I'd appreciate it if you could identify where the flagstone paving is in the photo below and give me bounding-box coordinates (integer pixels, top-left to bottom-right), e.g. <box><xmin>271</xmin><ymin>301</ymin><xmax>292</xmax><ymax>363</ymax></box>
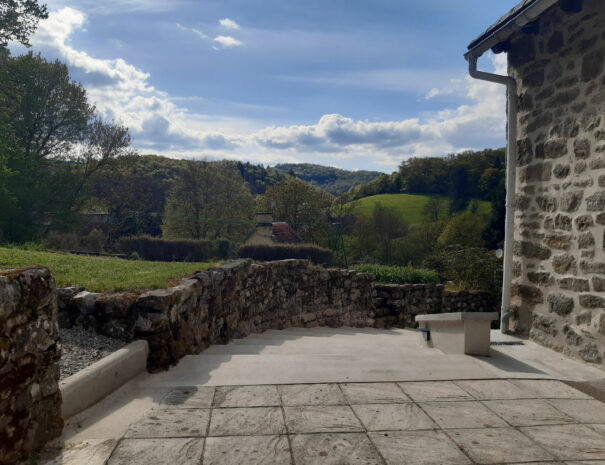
<box><xmin>40</xmin><ymin>378</ymin><xmax>605</xmax><ymax>465</ymax></box>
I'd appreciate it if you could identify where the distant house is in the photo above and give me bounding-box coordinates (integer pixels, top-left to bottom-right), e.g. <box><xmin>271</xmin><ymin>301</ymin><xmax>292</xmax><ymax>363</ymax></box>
<box><xmin>467</xmin><ymin>0</ymin><xmax>605</xmax><ymax>365</ymax></box>
<box><xmin>244</xmin><ymin>212</ymin><xmax>301</xmax><ymax>246</ymax></box>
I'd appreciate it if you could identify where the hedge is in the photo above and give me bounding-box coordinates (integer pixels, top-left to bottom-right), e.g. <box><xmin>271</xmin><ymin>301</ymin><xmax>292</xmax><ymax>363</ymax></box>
<box><xmin>238</xmin><ymin>243</ymin><xmax>332</xmax><ymax>264</ymax></box>
<box><xmin>116</xmin><ymin>235</ymin><xmax>233</xmax><ymax>261</ymax></box>
<box><xmin>351</xmin><ymin>264</ymin><xmax>440</xmax><ymax>284</ymax></box>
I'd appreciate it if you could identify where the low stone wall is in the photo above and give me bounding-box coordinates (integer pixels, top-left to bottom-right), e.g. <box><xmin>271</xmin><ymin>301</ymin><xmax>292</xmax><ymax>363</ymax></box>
<box><xmin>57</xmin><ymin>259</ymin><xmax>497</xmax><ymax>371</ymax></box>
<box><xmin>0</xmin><ymin>268</ymin><xmax>62</xmax><ymax>464</ymax></box>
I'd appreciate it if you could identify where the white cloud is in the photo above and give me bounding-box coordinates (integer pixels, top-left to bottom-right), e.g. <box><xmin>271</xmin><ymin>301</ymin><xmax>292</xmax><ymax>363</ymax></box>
<box><xmin>219</xmin><ymin>18</ymin><xmax>240</xmax><ymax>30</ymax></box>
<box><xmin>213</xmin><ymin>35</ymin><xmax>243</xmax><ymax>48</ymax></box>
<box><xmin>24</xmin><ymin>8</ymin><xmax>507</xmax><ymax>172</ymax></box>
<box><xmin>176</xmin><ymin>23</ymin><xmax>208</xmax><ymax>40</ymax></box>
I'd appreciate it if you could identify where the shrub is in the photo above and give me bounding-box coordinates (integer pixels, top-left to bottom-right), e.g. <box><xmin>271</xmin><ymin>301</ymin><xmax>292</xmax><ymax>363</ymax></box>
<box><xmin>351</xmin><ymin>264</ymin><xmax>440</xmax><ymax>284</ymax></box>
<box><xmin>79</xmin><ymin>228</ymin><xmax>106</xmax><ymax>253</ymax></box>
<box><xmin>44</xmin><ymin>232</ymin><xmax>79</xmax><ymax>251</ymax></box>
<box><xmin>238</xmin><ymin>243</ymin><xmax>332</xmax><ymax>264</ymax></box>
<box><xmin>426</xmin><ymin>246</ymin><xmax>502</xmax><ymax>293</ymax></box>
<box><xmin>116</xmin><ymin>235</ymin><xmax>234</xmax><ymax>261</ymax></box>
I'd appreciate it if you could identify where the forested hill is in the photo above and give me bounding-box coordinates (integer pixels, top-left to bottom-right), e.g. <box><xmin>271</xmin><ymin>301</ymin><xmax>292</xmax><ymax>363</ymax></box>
<box><xmin>273</xmin><ymin>163</ymin><xmax>382</xmax><ymax>196</ymax></box>
<box><xmin>340</xmin><ymin>148</ymin><xmax>506</xmax><ymax>204</ymax></box>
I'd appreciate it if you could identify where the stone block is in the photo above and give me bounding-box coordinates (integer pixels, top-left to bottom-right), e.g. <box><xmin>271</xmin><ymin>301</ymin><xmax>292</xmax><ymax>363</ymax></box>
<box><xmin>576</xmin><ymin>310</ymin><xmax>592</xmax><ymax>325</ymax></box>
<box><xmin>527</xmin><ymin>272</ymin><xmax>554</xmax><ymax>286</ymax></box>
<box><xmin>580</xmin><ymin>260</ymin><xmax>605</xmax><ymax>274</ymax></box>
<box><xmin>552</xmin><ymin>163</ymin><xmax>570</xmax><ymax>178</ymax></box>
<box><xmin>514</xmin><ymin>241</ymin><xmax>551</xmax><ymax>260</ymax></box>
<box><xmin>574</xmin><ymin>214</ymin><xmax>594</xmax><ymax>231</ymax></box>
<box><xmin>517</xmin><ymin>137</ymin><xmax>534</xmax><ymax>165</ymax></box>
<box><xmin>586</xmin><ymin>191</ymin><xmax>605</xmax><ymax>211</ymax></box>
<box><xmin>547</xmin><ymin>294</ymin><xmax>574</xmax><ymax>316</ymax></box>
<box><xmin>543</xmin><ymin>233</ymin><xmax>571</xmax><ymax>249</ymax></box>
<box><xmin>581</xmin><ymin>47</ymin><xmax>605</xmax><ymax>81</ymax></box>
<box><xmin>559</xmin><ymin>191</ymin><xmax>583</xmax><ymax>212</ymax></box>
<box><xmin>552</xmin><ymin>253</ymin><xmax>578</xmax><ymax>275</ymax></box>
<box><xmin>554</xmin><ymin>214</ymin><xmax>572</xmax><ymax>230</ymax></box>
<box><xmin>592</xmin><ymin>276</ymin><xmax>605</xmax><ymax>292</ymax></box>
<box><xmin>557</xmin><ymin>277</ymin><xmax>589</xmax><ymax>292</ymax></box>
<box><xmin>579</xmin><ymin>294</ymin><xmax>605</xmax><ymax>309</ymax></box>
<box><xmin>579</xmin><ymin>342</ymin><xmax>602</xmax><ymax>363</ymax></box>
<box><xmin>578</xmin><ymin>232</ymin><xmax>595</xmax><ymax>249</ymax></box>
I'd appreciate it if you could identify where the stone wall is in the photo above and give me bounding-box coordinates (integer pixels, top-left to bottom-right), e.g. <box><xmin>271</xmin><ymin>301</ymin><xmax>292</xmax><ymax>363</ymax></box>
<box><xmin>508</xmin><ymin>0</ymin><xmax>605</xmax><ymax>365</ymax></box>
<box><xmin>0</xmin><ymin>268</ymin><xmax>62</xmax><ymax>464</ymax></box>
<box><xmin>57</xmin><ymin>259</ymin><xmax>497</xmax><ymax>371</ymax></box>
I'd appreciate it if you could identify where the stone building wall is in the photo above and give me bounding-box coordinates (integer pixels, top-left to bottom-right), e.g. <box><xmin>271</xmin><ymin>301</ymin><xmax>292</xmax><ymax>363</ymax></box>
<box><xmin>0</xmin><ymin>268</ymin><xmax>62</xmax><ymax>464</ymax></box>
<box><xmin>508</xmin><ymin>0</ymin><xmax>605</xmax><ymax>365</ymax></box>
<box><xmin>57</xmin><ymin>259</ymin><xmax>497</xmax><ymax>371</ymax></box>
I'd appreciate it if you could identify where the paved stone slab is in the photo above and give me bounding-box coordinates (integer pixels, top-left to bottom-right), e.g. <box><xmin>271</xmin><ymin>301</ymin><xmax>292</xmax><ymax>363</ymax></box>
<box><xmin>565</xmin><ymin>462</ymin><xmax>605</xmax><ymax>464</ymax></box>
<box><xmin>547</xmin><ymin>399</ymin><xmax>605</xmax><ymax>424</ymax></box>
<box><xmin>455</xmin><ymin>379</ymin><xmax>537</xmax><ymax>400</ymax></box>
<box><xmin>203</xmin><ymin>435</ymin><xmax>291</xmax><ymax>465</ymax></box>
<box><xmin>398</xmin><ymin>381</ymin><xmax>474</xmax><ymax>402</ymax></box>
<box><xmin>209</xmin><ymin>407</ymin><xmax>285</xmax><ymax>436</ymax></box>
<box><xmin>449</xmin><ymin>427</ymin><xmax>555</xmax><ymax>463</ymax></box>
<box><xmin>284</xmin><ymin>406</ymin><xmax>364</xmax><ymax>433</ymax></box>
<box><xmin>39</xmin><ymin>439</ymin><xmax>118</xmax><ymax>465</ymax></box>
<box><xmin>521</xmin><ymin>424</ymin><xmax>605</xmax><ymax>461</ymax></box>
<box><xmin>352</xmin><ymin>403</ymin><xmax>436</xmax><ymax>431</ymax></box>
<box><xmin>124</xmin><ymin>409</ymin><xmax>210</xmax><ymax>438</ymax></box>
<box><xmin>484</xmin><ymin>399</ymin><xmax>576</xmax><ymax>426</ymax></box>
<box><xmin>213</xmin><ymin>385</ymin><xmax>280</xmax><ymax>407</ymax></box>
<box><xmin>339</xmin><ymin>382</ymin><xmax>410</xmax><ymax>404</ymax></box>
<box><xmin>290</xmin><ymin>433</ymin><xmax>383</xmax><ymax>465</ymax></box>
<box><xmin>279</xmin><ymin>383</ymin><xmax>346</xmax><ymax>406</ymax></box>
<box><xmin>369</xmin><ymin>430</ymin><xmax>471</xmax><ymax>465</ymax></box>
<box><xmin>159</xmin><ymin>386</ymin><xmax>215</xmax><ymax>408</ymax></box>
<box><xmin>107</xmin><ymin>438</ymin><xmax>205</xmax><ymax>465</ymax></box>
<box><xmin>589</xmin><ymin>424</ymin><xmax>605</xmax><ymax>436</ymax></box>
<box><xmin>510</xmin><ymin>379</ymin><xmax>592</xmax><ymax>399</ymax></box>
<box><xmin>419</xmin><ymin>401</ymin><xmax>508</xmax><ymax>429</ymax></box>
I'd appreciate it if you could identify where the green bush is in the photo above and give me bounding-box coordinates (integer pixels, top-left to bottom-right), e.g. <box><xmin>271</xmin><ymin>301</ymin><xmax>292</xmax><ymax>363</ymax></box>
<box><xmin>238</xmin><ymin>243</ymin><xmax>332</xmax><ymax>264</ymax></box>
<box><xmin>351</xmin><ymin>264</ymin><xmax>440</xmax><ymax>284</ymax></box>
<box><xmin>425</xmin><ymin>246</ymin><xmax>502</xmax><ymax>293</ymax></box>
<box><xmin>116</xmin><ymin>235</ymin><xmax>234</xmax><ymax>261</ymax></box>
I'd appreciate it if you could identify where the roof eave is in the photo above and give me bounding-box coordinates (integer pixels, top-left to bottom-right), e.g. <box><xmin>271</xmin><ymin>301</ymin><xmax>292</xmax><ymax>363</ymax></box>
<box><xmin>465</xmin><ymin>0</ymin><xmax>558</xmax><ymax>60</ymax></box>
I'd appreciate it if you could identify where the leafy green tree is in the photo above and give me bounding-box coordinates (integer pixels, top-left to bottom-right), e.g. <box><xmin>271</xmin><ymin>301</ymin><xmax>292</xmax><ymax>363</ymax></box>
<box><xmin>437</xmin><ymin>211</ymin><xmax>486</xmax><ymax>249</ymax></box>
<box><xmin>422</xmin><ymin>196</ymin><xmax>443</xmax><ymax>222</ymax></box>
<box><xmin>258</xmin><ymin>177</ymin><xmax>333</xmax><ymax>224</ymax></box>
<box><xmin>162</xmin><ymin>160</ymin><xmax>254</xmax><ymax>241</ymax></box>
<box><xmin>0</xmin><ymin>51</ymin><xmax>131</xmax><ymax>241</ymax></box>
<box><xmin>479</xmin><ymin>167</ymin><xmax>506</xmax><ymax>248</ymax></box>
<box><xmin>0</xmin><ymin>0</ymin><xmax>48</xmax><ymax>47</ymax></box>
<box><xmin>373</xmin><ymin>202</ymin><xmax>408</xmax><ymax>263</ymax></box>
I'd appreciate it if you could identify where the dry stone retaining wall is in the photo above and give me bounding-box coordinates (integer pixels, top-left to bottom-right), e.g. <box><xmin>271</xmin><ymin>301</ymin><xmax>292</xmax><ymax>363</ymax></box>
<box><xmin>508</xmin><ymin>0</ymin><xmax>605</xmax><ymax>364</ymax></box>
<box><xmin>0</xmin><ymin>268</ymin><xmax>62</xmax><ymax>465</ymax></box>
<box><xmin>57</xmin><ymin>259</ymin><xmax>497</xmax><ymax>371</ymax></box>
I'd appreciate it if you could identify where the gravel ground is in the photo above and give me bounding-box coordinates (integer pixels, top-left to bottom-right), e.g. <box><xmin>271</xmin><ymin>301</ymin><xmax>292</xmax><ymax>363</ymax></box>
<box><xmin>59</xmin><ymin>327</ymin><xmax>127</xmax><ymax>380</ymax></box>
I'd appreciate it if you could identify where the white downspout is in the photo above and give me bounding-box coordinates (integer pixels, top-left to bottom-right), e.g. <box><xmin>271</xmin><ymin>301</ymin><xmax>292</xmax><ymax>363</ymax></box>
<box><xmin>467</xmin><ymin>54</ymin><xmax>517</xmax><ymax>333</ymax></box>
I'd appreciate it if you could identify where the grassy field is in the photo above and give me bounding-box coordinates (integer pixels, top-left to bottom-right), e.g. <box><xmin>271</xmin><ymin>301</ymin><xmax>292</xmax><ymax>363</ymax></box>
<box><xmin>347</xmin><ymin>193</ymin><xmax>491</xmax><ymax>225</ymax></box>
<box><xmin>0</xmin><ymin>247</ymin><xmax>215</xmax><ymax>293</ymax></box>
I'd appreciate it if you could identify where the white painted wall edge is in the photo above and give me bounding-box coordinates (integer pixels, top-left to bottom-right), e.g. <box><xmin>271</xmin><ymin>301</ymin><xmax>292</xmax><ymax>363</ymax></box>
<box><xmin>59</xmin><ymin>339</ymin><xmax>149</xmax><ymax>420</ymax></box>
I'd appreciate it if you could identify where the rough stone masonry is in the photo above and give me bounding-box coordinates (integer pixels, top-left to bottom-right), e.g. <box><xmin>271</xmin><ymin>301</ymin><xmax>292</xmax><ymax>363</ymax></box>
<box><xmin>0</xmin><ymin>268</ymin><xmax>62</xmax><ymax>465</ymax></box>
<box><xmin>508</xmin><ymin>0</ymin><xmax>605</xmax><ymax>364</ymax></box>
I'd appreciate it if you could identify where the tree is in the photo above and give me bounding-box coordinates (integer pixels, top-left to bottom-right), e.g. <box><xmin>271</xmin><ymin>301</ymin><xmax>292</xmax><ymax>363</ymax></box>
<box><xmin>0</xmin><ymin>51</ymin><xmax>132</xmax><ymax>241</ymax></box>
<box><xmin>372</xmin><ymin>203</ymin><xmax>408</xmax><ymax>263</ymax></box>
<box><xmin>422</xmin><ymin>196</ymin><xmax>443</xmax><ymax>222</ymax></box>
<box><xmin>161</xmin><ymin>161</ymin><xmax>254</xmax><ymax>241</ymax></box>
<box><xmin>0</xmin><ymin>0</ymin><xmax>48</xmax><ymax>47</ymax></box>
<box><xmin>437</xmin><ymin>211</ymin><xmax>486</xmax><ymax>249</ymax></box>
<box><xmin>258</xmin><ymin>177</ymin><xmax>333</xmax><ymax>225</ymax></box>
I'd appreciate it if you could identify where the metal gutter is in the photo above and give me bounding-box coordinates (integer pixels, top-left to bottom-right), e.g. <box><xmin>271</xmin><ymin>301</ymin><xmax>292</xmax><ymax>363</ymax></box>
<box><xmin>465</xmin><ymin>56</ymin><xmax>517</xmax><ymax>333</ymax></box>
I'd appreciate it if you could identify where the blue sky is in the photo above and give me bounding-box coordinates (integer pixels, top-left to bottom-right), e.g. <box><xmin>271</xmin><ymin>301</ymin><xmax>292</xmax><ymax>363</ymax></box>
<box><xmin>11</xmin><ymin>0</ymin><xmax>520</xmax><ymax>172</ymax></box>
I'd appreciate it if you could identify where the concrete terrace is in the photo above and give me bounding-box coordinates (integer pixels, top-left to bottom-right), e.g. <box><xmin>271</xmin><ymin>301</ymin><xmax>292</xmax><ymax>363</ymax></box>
<box><xmin>40</xmin><ymin>327</ymin><xmax>605</xmax><ymax>464</ymax></box>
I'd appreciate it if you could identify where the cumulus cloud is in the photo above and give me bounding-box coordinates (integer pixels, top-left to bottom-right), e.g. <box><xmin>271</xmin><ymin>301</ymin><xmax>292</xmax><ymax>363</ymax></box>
<box><xmin>213</xmin><ymin>35</ymin><xmax>243</xmax><ymax>48</ymax></box>
<box><xmin>254</xmin><ymin>54</ymin><xmax>507</xmax><ymax>167</ymax></box>
<box><xmin>24</xmin><ymin>8</ymin><xmax>507</xmax><ymax>171</ymax></box>
<box><xmin>219</xmin><ymin>18</ymin><xmax>240</xmax><ymax>30</ymax></box>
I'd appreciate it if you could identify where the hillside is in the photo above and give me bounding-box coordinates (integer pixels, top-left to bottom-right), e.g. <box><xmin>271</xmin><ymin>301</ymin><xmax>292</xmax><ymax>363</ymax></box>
<box><xmin>347</xmin><ymin>193</ymin><xmax>491</xmax><ymax>225</ymax></box>
<box><xmin>273</xmin><ymin>163</ymin><xmax>382</xmax><ymax>196</ymax></box>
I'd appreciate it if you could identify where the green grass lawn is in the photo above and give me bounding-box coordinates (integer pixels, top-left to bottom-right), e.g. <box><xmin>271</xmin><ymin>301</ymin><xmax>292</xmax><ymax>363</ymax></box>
<box><xmin>0</xmin><ymin>247</ymin><xmax>216</xmax><ymax>293</ymax></box>
<box><xmin>347</xmin><ymin>193</ymin><xmax>491</xmax><ymax>225</ymax></box>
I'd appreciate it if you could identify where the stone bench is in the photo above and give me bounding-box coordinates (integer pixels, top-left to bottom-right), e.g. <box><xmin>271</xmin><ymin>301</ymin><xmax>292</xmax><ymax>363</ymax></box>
<box><xmin>415</xmin><ymin>312</ymin><xmax>499</xmax><ymax>356</ymax></box>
